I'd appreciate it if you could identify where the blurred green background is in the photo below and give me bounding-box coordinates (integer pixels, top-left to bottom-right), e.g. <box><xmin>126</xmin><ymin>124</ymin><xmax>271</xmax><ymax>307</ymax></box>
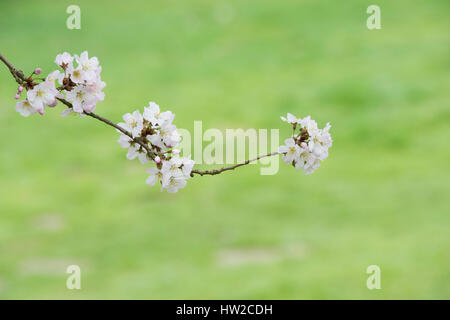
<box><xmin>0</xmin><ymin>0</ymin><xmax>449</xmax><ymax>299</ymax></box>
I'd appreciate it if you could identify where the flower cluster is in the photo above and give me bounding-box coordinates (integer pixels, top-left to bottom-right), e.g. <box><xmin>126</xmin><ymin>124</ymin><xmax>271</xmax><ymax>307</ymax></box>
<box><xmin>278</xmin><ymin>113</ymin><xmax>332</xmax><ymax>174</ymax></box>
<box><xmin>117</xmin><ymin>102</ymin><xmax>194</xmax><ymax>193</ymax></box>
<box><xmin>15</xmin><ymin>51</ymin><xmax>105</xmax><ymax>117</ymax></box>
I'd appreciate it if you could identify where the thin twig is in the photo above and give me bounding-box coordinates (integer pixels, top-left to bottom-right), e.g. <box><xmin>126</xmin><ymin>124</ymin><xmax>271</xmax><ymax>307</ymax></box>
<box><xmin>190</xmin><ymin>151</ymin><xmax>279</xmax><ymax>176</ymax></box>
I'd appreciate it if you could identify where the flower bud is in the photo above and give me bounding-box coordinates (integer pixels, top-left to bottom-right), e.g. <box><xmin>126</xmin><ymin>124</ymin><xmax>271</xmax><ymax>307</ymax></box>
<box><xmin>301</xmin><ymin>142</ymin><xmax>307</xmax><ymax>149</ymax></box>
<box><xmin>18</xmin><ymin>86</ymin><xmax>24</xmax><ymax>92</ymax></box>
<box><xmin>14</xmin><ymin>93</ymin><xmax>20</xmax><ymax>100</ymax></box>
<box><xmin>34</xmin><ymin>68</ymin><xmax>42</xmax><ymax>75</ymax></box>
<box><xmin>154</xmin><ymin>156</ymin><xmax>161</xmax><ymax>164</ymax></box>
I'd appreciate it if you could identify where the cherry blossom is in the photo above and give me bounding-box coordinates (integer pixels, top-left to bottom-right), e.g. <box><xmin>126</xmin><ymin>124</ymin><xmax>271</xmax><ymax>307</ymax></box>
<box><xmin>55</xmin><ymin>52</ymin><xmax>74</xmax><ymax>71</ymax></box>
<box><xmin>280</xmin><ymin>112</ymin><xmax>300</xmax><ymax>124</ymax></box>
<box><xmin>26</xmin><ymin>80</ymin><xmax>58</xmax><ymax>114</ymax></box>
<box><xmin>15</xmin><ymin>100</ymin><xmax>36</xmax><ymax>117</ymax></box>
<box><xmin>279</xmin><ymin>138</ymin><xmax>303</xmax><ymax>163</ymax></box>
<box><xmin>278</xmin><ymin>114</ymin><xmax>332</xmax><ymax>174</ymax></box>
<box><xmin>75</xmin><ymin>51</ymin><xmax>99</xmax><ymax>83</ymax></box>
<box><xmin>146</xmin><ymin>167</ymin><xmax>162</xmax><ymax>186</ymax></box>
<box><xmin>116</xmin><ymin>100</ymin><xmax>194</xmax><ymax>192</ymax></box>
<box><xmin>118</xmin><ymin>110</ymin><xmax>144</xmax><ymax>138</ymax></box>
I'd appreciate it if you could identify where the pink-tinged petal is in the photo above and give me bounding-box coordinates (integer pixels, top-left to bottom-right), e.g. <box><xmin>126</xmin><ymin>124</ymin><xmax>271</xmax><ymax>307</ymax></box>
<box><xmin>146</xmin><ymin>175</ymin><xmax>158</xmax><ymax>186</ymax></box>
<box><xmin>72</xmin><ymin>103</ymin><xmax>83</xmax><ymax>114</ymax></box>
<box><xmin>284</xmin><ymin>138</ymin><xmax>295</xmax><ymax>146</ymax></box>
<box><xmin>126</xmin><ymin>148</ymin><xmax>138</xmax><ymax>160</ymax></box>
<box><xmin>118</xmin><ymin>135</ymin><xmax>131</xmax><ymax>148</ymax></box>
<box><xmin>278</xmin><ymin>146</ymin><xmax>289</xmax><ymax>153</ymax></box>
<box><xmin>61</xmin><ymin>108</ymin><xmax>73</xmax><ymax>117</ymax></box>
<box><xmin>83</xmin><ymin>104</ymin><xmax>96</xmax><ymax>112</ymax></box>
<box><xmin>48</xmin><ymin>100</ymin><xmax>57</xmax><ymax>107</ymax></box>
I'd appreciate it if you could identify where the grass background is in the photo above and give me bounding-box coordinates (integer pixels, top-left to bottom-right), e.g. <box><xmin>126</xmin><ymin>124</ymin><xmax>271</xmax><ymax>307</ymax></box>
<box><xmin>0</xmin><ymin>0</ymin><xmax>449</xmax><ymax>299</ymax></box>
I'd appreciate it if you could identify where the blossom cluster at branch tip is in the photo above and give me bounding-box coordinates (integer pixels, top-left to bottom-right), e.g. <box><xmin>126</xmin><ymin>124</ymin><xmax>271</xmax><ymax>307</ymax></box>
<box><xmin>14</xmin><ymin>51</ymin><xmax>105</xmax><ymax>117</ymax></box>
<box><xmin>117</xmin><ymin>102</ymin><xmax>194</xmax><ymax>193</ymax></box>
<box><xmin>279</xmin><ymin>113</ymin><xmax>332</xmax><ymax>174</ymax></box>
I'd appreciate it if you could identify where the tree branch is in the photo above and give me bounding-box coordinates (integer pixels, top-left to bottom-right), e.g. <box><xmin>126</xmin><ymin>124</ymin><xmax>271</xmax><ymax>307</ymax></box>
<box><xmin>0</xmin><ymin>52</ymin><xmax>279</xmax><ymax>177</ymax></box>
<box><xmin>0</xmin><ymin>52</ymin><xmax>156</xmax><ymax>158</ymax></box>
<box><xmin>0</xmin><ymin>53</ymin><xmax>27</xmax><ymax>84</ymax></box>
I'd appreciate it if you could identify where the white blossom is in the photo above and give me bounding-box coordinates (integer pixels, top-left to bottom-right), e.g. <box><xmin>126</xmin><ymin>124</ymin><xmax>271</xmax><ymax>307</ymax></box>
<box><xmin>75</xmin><ymin>51</ymin><xmax>100</xmax><ymax>83</ymax></box>
<box><xmin>294</xmin><ymin>151</ymin><xmax>320</xmax><ymax>174</ymax></box>
<box><xmin>46</xmin><ymin>70</ymin><xmax>64</xmax><ymax>85</ymax></box>
<box><xmin>161</xmin><ymin>173</ymin><xmax>187</xmax><ymax>193</ymax></box>
<box><xmin>181</xmin><ymin>157</ymin><xmax>195</xmax><ymax>178</ymax></box>
<box><xmin>161</xmin><ymin>157</ymin><xmax>184</xmax><ymax>178</ymax></box>
<box><xmin>127</xmin><ymin>145</ymin><xmax>149</xmax><ymax>164</ymax></box>
<box><xmin>61</xmin><ymin>108</ymin><xmax>74</xmax><ymax>117</ymax></box>
<box><xmin>118</xmin><ymin>135</ymin><xmax>139</xmax><ymax>160</ymax></box>
<box><xmin>137</xmin><ymin>151</ymin><xmax>150</xmax><ymax>164</ymax></box>
<box><xmin>118</xmin><ymin>110</ymin><xmax>144</xmax><ymax>138</ymax></box>
<box><xmin>70</xmin><ymin>67</ymin><xmax>86</xmax><ymax>84</ymax></box>
<box><xmin>143</xmin><ymin>101</ymin><xmax>174</xmax><ymax>126</ymax></box>
<box><xmin>300</xmin><ymin>116</ymin><xmax>318</xmax><ymax>133</ymax></box>
<box><xmin>279</xmin><ymin>138</ymin><xmax>302</xmax><ymax>164</ymax></box>
<box><xmin>159</xmin><ymin>122</ymin><xmax>181</xmax><ymax>147</ymax></box>
<box><xmin>86</xmin><ymin>79</ymin><xmax>106</xmax><ymax>102</ymax></box>
<box><xmin>146</xmin><ymin>167</ymin><xmax>162</xmax><ymax>186</ymax></box>
<box><xmin>55</xmin><ymin>52</ymin><xmax>74</xmax><ymax>72</ymax></box>
<box><xmin>147</xmin><ymin>134</ymin><xmax>165</xmax><ymax>149</ymax></box>
<box><xmin>281</xmin><ymin>112</ymin><xmax>300</xmax><ymax>124</ymax></box>
<box><xmin>65</xmin><ymin>78</ymin><xmax>105</xmax><ymax>114</ymax></box>
<box><xmin>27</xmin><ymin>80</ymin><xmax>58</xmax><ymax>113</ymax></box>
<box><xmin>65</xmin><ymin>86</ymin><xmax>96</xmax><ymax>113</ymax></box>
<box><xmin>156</xmin><ymin>156</ymin><xmax>194</xmax><ymax>192</ymax></box>
<box><xmin>15</xmin><ymin>100</ymin><xmax>36</xmax><ymax>117</ymax></box>
<box><xmin>118</xmin><ymin>134</ymin><xmax>149</xmax><ymax>164</ymax></box>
